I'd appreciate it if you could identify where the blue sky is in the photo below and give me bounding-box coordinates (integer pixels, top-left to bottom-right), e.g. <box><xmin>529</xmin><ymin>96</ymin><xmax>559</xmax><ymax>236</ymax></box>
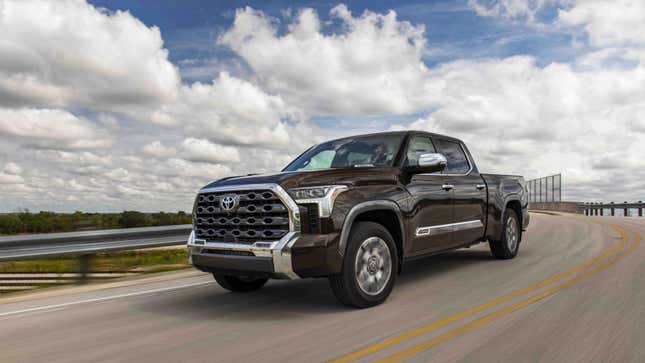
<box><xmin>86</xmin><ymin>0</ymin><xmax>577</xmax><ymax>134</ymax></box>
<box><xmin>1</xmin><ymin>0</ymin><xmax>644</xmax><ymax>211</ymax></box>
<box><xmin>89</xmin><ymin>0</ymin><xmax>573</xmax><ymax>78</ymax></box>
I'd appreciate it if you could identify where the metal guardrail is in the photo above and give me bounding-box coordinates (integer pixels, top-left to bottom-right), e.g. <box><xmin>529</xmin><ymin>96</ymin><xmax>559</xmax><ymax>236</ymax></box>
<box><xmin>0</xmin><ymin>224</ymin><xmax>192</xmax><ymax>283</ymax></box>
<box><xmin>581</xmin><ymin>201</ymin><xmax>644</xmax><ymax>217</ymax></box>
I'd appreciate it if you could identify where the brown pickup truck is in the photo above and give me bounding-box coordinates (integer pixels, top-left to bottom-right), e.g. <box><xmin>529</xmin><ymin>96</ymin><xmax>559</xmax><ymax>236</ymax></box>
<box><xmin>188</xmin><ymin>131</ymin><xmax>529</xmax><ymax>307</ymax></box>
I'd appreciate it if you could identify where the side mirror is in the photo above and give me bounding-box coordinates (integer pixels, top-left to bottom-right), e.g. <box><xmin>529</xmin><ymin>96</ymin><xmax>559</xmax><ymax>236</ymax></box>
<box><xmin>412</xmin><ymin>153</ymin><xmax>447</xmax><ymax>173</ymax></box>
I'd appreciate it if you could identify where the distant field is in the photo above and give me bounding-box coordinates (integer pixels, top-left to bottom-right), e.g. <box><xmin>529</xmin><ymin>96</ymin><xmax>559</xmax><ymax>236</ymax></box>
<box><xmin>0</xmin><ymin>211</ymin><xmax>192</xmax><ymax>235</ymax></box>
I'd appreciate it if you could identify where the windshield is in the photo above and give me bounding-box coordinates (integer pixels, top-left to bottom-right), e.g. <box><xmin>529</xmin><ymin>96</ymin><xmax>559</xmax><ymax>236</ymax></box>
<box><xmin>283</xmin><ymin>134</ymin><xmax>404</xmax><ymax>172</ymax></box>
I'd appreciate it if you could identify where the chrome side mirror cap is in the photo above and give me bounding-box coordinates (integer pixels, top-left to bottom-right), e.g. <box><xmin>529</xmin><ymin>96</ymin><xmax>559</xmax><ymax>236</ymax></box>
<box><xmin>417</xmin><ymin>153</ymin><xmax>447</xmax><ymax>173</ymax></box>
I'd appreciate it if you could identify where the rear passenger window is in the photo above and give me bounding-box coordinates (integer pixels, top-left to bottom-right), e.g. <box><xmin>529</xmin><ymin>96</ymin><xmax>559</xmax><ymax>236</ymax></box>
<box><xmin>405</xmin><ymin>136</ymin><xmax>436</xmax><ymax>166</ymax></box>
<box><xmin>434</xmin><ymin>139</ymin><xmax>470</xmax><ymax>174</ymax></box>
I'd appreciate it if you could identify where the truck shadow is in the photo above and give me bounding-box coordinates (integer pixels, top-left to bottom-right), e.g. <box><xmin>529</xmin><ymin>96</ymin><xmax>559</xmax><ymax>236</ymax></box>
<box><xmin>398</xmin><ymin>249</ymin><xmax>495</xmax><ymax>285</ymax></box>
<box><xmin>139</xmin><ymin>248</ymin><xmax>496</xmax><ymax>320</ymax></box>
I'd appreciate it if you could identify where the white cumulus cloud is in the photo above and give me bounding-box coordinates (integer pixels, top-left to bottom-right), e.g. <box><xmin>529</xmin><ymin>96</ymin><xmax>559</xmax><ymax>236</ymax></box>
<box><xmin>180</xmin><ymin>138</ymin><xmax>241</xmax><ymax>164</ymax></box>
<box><xmin>220</xmin><ymin>5</ymin><xmax>431</xmax><ymax>115</ymax></box>
<box><xmin>0</xmin><ymin>107</ymin><xmax>111</xmax><ymax>149</ymax></box>
<box><xmin>0</xmin><ymin>0</ymin><xmax>180</xmax><ymax>111</ymax></box>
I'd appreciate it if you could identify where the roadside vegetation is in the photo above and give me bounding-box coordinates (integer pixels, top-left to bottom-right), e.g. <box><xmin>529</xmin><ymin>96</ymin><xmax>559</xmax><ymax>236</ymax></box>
<box><xmin>0</xmin><ymin>249</ymin><xmax>191</xmax><ymax>294</ymax></box>
<box><xmin>0</xmin><ymin>249</ymin><xmax>190</xmax><ymax>274</ymax></box>
<box><xmin>0</xmin><ymin>210</ymin><xmax>192</xmax><ymax>235</ymax></box>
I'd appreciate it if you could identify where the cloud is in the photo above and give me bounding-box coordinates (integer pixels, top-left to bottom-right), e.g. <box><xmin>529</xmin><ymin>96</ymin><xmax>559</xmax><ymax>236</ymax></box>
<box><xmin>143</xmin><ymin>140</ymin><xmax>177</xmax><ymax>158</ymax></box>
<box><xmin>0</xmin><ymin>171</ymin><xmax>23</xmax><ymax>184</ymax></box>
<box><xmin>470</xmin><ymin>0</ymin><xmax>645</xmax><ymax>63</ymax></box>
<box><xmin>0</xmin><ymin>107</ymin><xmax>112</xmax><ymax>149</ymax></box>
<box><xmin>180</xmin><ymin>138</ymin><xmax>240</xmax><ymax>164</ymax></box>
<box><xmin>468</xmin><ymin>0</ymin><xmax>560</xmax><ymax>23</ymax></box>
<box><xmin>148</xmin><ymin>72</ymin><xmax>312</xmax><ymax>149</ymax></box>
<box><xmin>0</xmin><ymin>0</ymin><xmax>321</xmax><ymax>211</ymax></box>
<box><xmin>557</xmin><ymin>0</ymin><xmax>645</xmax><ymax>47</ymax></box>
<box><xmin>219</xmin><ymin>5</ymin><xmax>431</xmax><ymax>115</ymax></box>
<box><xmin>1</xmin><ymin>0</ymin><xmax>644</xmax><ymax>211</ymax></box>
<box><xmin>0</xmin><ymin>0</ymin><xmax>180</xmax><ymax>111</ymax></box>
<box><xmin>395</xmin><ymin>55</ymin><xmax>645</xmax><ymax>201</ymax></box>
<box><xmin>3</xmin><ymin>161</ymin><xmax>21</xmax><ymax>174</ymax></box>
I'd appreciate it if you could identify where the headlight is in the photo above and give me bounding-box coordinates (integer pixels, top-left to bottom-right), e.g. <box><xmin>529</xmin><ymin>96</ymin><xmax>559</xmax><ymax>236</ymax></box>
<box><xmin>288</xmin><ymin>186</ymin><xmax>334</xmax><ymax>199</ymax></box>
<box><xmin>288</xmin><ymin>185</ymin><xmax>348</xmax><ymax>217</ymax></box>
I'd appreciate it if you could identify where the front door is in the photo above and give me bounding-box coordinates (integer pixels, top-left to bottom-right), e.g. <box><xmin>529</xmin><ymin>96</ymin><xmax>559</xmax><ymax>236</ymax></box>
<box><xmin>403</xmin><ymin>135</ymin><xmax>454</xmax><ymax>254</ymax></box>
<box><xmin>433</xmin><ymin>139</ymin><xmax>486</xmax><ymax>246</ymax></box>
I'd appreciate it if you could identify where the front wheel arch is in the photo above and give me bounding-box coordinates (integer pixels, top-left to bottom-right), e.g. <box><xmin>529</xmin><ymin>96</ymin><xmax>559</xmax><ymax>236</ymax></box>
<box><xmin>337</xmin><ymin>201</ymin><xmax>405</xmax><ymax>268</ymax></box>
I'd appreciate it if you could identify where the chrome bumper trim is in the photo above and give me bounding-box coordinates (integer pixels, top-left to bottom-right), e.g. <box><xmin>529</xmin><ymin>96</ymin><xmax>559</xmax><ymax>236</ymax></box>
<box><xmin>188</xmin><ymin>183</ymin><xmax>301</xmax><ymax>279</ymax></box>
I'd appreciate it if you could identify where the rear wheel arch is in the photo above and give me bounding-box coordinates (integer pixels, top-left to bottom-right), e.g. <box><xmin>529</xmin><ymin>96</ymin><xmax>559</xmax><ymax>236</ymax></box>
<box><xmin>505</xmin><ymin>199</ymin><xmax>523</xmax><ymax>242</ymax></box>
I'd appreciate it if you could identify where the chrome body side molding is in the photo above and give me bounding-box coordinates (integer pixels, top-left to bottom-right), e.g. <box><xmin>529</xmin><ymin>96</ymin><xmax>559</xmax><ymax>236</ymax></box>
<box><xmin>415</xmin><ymin>220</ymin><xmax>484</xmax><ymax>237</ymax></box>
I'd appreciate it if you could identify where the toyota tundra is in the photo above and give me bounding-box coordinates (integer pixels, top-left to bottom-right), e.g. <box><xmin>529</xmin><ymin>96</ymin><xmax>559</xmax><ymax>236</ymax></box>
<box><xmin>188</xmin><ymin>131</ymin><xmax>529</xmax><ymax>307</ymax></box>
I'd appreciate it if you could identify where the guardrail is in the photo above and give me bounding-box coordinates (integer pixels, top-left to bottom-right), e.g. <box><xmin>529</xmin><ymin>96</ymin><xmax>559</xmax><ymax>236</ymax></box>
<box><xmin>0</xmin><ymin>224</ymin><xmax>192</xmax><ymax>283</ymax></box>
<box><xmin>581</xmin><ymin>201</ymin><xmax>644</xmax><ymax>217</ymax></box>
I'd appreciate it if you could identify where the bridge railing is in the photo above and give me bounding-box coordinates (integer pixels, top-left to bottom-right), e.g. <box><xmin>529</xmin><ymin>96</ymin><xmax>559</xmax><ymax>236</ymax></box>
<box><xmin>0</xmin><ymin>224</ymin><xmax>192</xmax><ymax>283</ymax></box>
<box><xmin>580</xmin><ymin>201</ymin><xmax>644</xmax><ymax>217</ymax></box>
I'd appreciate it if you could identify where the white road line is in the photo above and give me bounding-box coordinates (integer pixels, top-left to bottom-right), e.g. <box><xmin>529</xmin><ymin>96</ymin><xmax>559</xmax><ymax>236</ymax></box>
<box><xmin>0</xmin><ymin>281</ymin><xmax>212</xmax><ymax>318</ymax></box>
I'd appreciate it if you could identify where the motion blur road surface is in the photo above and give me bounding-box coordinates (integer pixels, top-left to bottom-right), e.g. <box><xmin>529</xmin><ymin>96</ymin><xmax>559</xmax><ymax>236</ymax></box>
<box><xmin>1</xmin><ymin>214</ymin><xmax>644</xmax><ymax>362</ymax></box>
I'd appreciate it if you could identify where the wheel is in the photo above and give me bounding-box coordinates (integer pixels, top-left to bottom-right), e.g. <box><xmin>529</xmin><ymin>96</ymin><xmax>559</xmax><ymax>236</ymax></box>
<box><xmin>489</xmin><ymin>208</ymin><xmax>520</xmax><ymax>259</ymax></box>
<box><xmin>329</xmin><ymin>221</ymin><xmax>398</xmax><ymax>308</ymax></box>
<box><xmin>213</xmin><ymin>274</ymin><xmax>268</xmax><ymax>292</ymax></box>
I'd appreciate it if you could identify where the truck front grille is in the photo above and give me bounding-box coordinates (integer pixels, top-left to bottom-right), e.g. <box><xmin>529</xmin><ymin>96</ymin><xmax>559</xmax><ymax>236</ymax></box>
<box><xmin>194</xmin><ymin>189</ymin><xmax>290</xmax><ymax>244</ymax></box>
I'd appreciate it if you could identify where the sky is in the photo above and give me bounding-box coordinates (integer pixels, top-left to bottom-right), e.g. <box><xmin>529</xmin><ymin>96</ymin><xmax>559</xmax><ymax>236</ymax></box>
<box><xmin>0</xmin><ymin>0</ymin><xmax>644</xmax><ymax>212</ymax></box>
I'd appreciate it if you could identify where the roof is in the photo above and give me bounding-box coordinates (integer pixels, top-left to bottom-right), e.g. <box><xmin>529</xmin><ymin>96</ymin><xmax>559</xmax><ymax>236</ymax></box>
<box><xmin>324</xmin><ymin>130</ymin><xmax>462</xmax><ymax>144</ymax></box>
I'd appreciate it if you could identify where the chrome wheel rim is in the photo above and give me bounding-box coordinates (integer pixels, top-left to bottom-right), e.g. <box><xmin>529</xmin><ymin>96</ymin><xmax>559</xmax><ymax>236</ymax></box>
<box><xmin>354</xmin><ymin>237</ymin><xmax>392</xmax><ymax>296</ymax></box>
<box><xmin>506</xmin><ymin>216</ymin><xmax>518</xmax><ymax>252</ymax></box>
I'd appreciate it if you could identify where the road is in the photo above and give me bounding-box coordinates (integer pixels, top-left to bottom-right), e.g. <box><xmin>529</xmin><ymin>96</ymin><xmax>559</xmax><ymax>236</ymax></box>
<box><xmin>1</xmin><ymin>214</ymin><xmax>644</xmax><ymax>362</ymax></box>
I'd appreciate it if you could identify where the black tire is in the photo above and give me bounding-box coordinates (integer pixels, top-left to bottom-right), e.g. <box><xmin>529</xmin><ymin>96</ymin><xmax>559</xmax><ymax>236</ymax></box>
<box><xmin>489</xmin><ymin>208</ymin><xmax>521</xmax><ymax>259</ymax></box>
<box><xmin>329</xmin><ymin>221</ymin><xmax>398</xmax><ymax>308</ymax></box>
<box><xmin>213</xmin><ymin>274</ymin><xmax>268</xmax><ymax>292</ymax></box>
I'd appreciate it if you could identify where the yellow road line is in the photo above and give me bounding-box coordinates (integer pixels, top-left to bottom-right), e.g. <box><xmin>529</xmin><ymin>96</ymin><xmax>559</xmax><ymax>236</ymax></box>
<box><xmin>376</xmin><ymin>226</ymin><xmax>640</xmax><ymax>363</ymax></box>
<box><xmin>329</xmin><ymin>224</ymin><xmax>627</xmax><ymax>363</ymax></box>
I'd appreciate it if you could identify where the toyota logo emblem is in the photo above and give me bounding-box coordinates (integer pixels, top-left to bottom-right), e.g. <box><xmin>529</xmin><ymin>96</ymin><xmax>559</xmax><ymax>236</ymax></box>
<box><xmin>220</xmin><ymin>195</ymin><xmax>238</xmax><ymax>212</ymax></box>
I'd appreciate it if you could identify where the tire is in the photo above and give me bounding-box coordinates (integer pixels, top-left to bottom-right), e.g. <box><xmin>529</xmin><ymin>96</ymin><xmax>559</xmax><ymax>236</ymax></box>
<box><xmin>329</xmin><ymin>221</ymin><xmax>398</xmax><ymax>308</ymax></box>
<box><xmin>213</xmin><ymin>274</ymin><xmax>268</xmax><ymax>292</ymax></box>
<box><xmin>489</xmin><ymin>208</ymin><xmax>521</xmax><ymax>259</ymax></box>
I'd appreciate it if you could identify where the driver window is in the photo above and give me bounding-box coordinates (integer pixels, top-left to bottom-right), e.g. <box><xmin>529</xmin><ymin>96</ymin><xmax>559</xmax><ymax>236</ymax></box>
<box><xmin>405</xmin><ymin>136</ymin><xmax>436</xmax><ymax>166</ymax></box>
<box><xmin>301</xmin><ymin>150</ymin><xmax>335</xmax><ymax>170</ymax></box>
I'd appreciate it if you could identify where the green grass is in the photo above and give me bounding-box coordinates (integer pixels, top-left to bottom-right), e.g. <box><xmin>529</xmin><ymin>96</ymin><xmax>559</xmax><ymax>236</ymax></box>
<box><xmin>0</xmin><ymin>249</ymin><xmax>190</xmax><ymax>274</ymax></box>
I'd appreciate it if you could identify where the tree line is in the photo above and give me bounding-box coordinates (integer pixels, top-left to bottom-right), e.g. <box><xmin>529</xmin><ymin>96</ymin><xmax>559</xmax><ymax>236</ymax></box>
<box><xmin>0</xmin><ymin>211</ymin><xmax>192</xmax><ymax>235</ymax></box>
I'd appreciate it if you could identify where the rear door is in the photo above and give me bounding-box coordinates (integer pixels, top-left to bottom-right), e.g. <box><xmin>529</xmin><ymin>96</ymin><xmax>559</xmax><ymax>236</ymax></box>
<box><xmin>403</xmin><ymin>135</ymin><xmax>454</xmax><ymax>254</ymax></box>
<box><xmin>433</xmin><ymin>138</ymin><xmax>486</xmax><ymax>246</ymax></box>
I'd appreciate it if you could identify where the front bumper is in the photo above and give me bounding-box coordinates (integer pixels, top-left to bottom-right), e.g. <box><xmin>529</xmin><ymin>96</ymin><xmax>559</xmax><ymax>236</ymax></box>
<box><xmin>188</xmin><ymin>182</ymin><xmax>344</xmax><ymax>279</ymax></box>
<box><xmin>188</xmin><ymin>230</ymin><xmax>301</xmax><ymax>279</ymax></box>
<box><xmin>188</xmin><ymin>230</ymin><xmax>342</xmax><ymax>279</ymax></box>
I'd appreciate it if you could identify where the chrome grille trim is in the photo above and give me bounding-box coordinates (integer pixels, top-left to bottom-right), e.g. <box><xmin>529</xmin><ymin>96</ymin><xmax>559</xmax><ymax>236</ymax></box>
<box><xmin>189</xmin><ymin>183</ymin><xmax>301</xmax><ymax>279</ymax></box>
<box><xmin>194</xmin><ymin>188</ymin><xmax>291</xmax><ymax>243</ymax></box>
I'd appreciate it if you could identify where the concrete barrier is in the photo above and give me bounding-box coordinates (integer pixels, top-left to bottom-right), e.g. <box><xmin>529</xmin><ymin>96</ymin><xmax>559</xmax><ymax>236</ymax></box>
<box><xmin>529</xmin><ymin>202</ymin><xmax>582</xmax><ymax>214</ymax></box>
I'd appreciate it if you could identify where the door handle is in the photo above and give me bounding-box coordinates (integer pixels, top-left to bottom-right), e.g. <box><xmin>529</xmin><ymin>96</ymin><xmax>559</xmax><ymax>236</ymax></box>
<box><xmin>476</xmin><ymin>184</ymin><xmax>486</xmax><ymax>190</ymax></box>
<box><xmin>442</xmin><ymin>184</ymin><xmax>454</xmax><ymax>191</ymax></box>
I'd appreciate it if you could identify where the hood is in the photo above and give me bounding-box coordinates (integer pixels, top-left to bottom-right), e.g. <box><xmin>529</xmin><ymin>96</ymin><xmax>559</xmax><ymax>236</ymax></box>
<box><xmin>201</xmin><ymin>167</ymin><xmax>400</xmax><ymax>191</ymax></box>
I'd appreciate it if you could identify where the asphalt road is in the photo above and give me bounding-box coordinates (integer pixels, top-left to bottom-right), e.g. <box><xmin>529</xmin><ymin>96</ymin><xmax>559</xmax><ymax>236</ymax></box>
<box><xmin>1</xmin><ymin>214</ymin><xmax>644</xmax><ymax>363</ymax></box>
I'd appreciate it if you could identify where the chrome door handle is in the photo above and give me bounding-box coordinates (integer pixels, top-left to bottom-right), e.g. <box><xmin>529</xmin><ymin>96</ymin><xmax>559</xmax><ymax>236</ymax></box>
<box><xmin>476</xmin><ymin>184</ymin><xmax>486</xmax><ymax>190</ymax></box>
<box><xmin>442</xmin><ymin>184</ymin><xmax>454</xmax><ymax>191</ymax></box>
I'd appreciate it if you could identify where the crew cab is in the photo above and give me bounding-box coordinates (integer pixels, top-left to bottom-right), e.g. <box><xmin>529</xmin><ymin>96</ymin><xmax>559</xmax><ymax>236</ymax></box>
<box><xmin>188</xmin><ymin>131</ymin><xmax>529</xmax><ymax>307</ymax></box>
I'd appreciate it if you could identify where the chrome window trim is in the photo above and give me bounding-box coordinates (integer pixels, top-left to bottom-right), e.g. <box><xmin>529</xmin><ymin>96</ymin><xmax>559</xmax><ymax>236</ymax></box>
<box><xmin>415</xmin><ymin>220</ymin><xmax>483</xmax><ymax>237</ymax></box>
<box><xmin>189</xmin><ymin>183</ymin><xmax>301</xmax><ymax>279</ymax></box>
